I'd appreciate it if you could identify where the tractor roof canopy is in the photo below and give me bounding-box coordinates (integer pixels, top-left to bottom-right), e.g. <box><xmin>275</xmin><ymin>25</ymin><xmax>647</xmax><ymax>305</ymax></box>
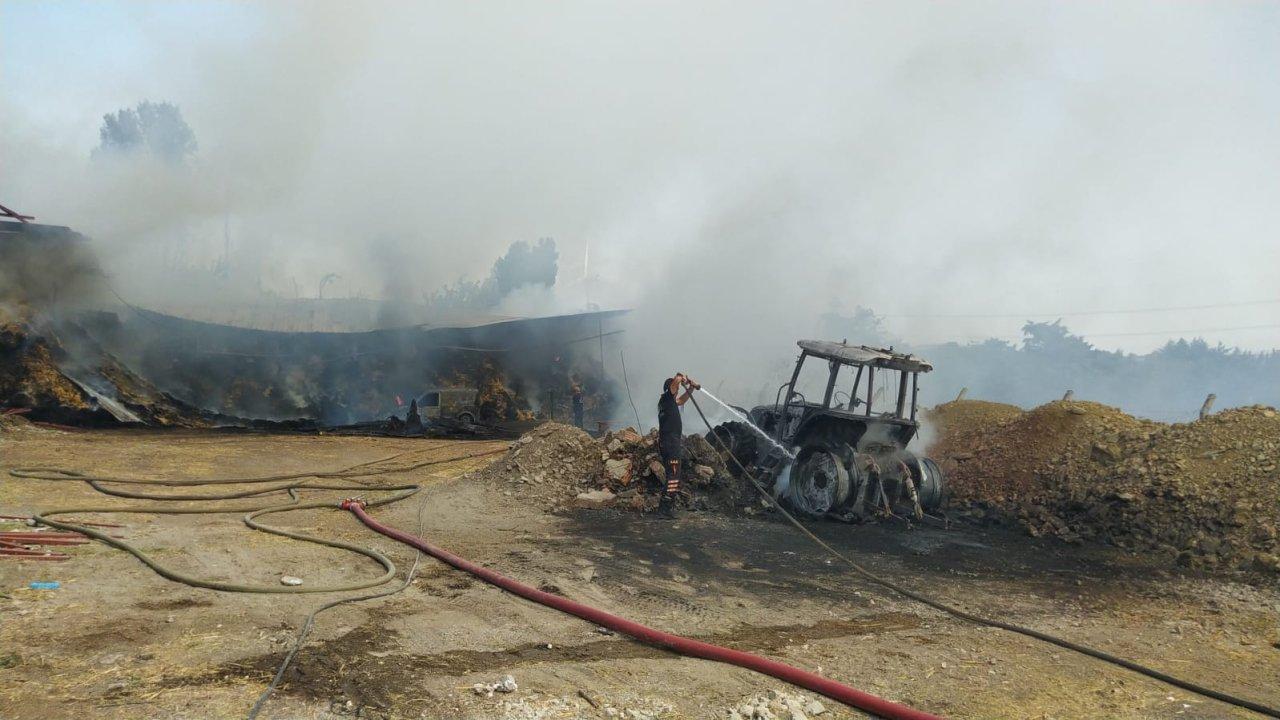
<box><xmin>796</xmin><ymin>340</ymin><xmax>933</xmax><ymax>374</ymax></box>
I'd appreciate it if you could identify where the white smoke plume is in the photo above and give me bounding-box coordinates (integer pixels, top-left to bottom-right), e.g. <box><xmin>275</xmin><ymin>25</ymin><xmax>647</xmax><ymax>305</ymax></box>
<box><xmin>3</xmin><ymin>2</ymin><xmax>1277</xmax><ymax>424</ymax></box>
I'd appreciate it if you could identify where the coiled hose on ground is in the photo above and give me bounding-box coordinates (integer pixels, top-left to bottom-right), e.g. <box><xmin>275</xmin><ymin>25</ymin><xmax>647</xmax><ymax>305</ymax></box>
<box><xmin>10</xmin><ymin>444</ymin><xmax>506</xmax><ymax>594</ymax></box>
<box><xmin>10</xmin><ymin>443</ymin><xmax>508</xmax><ymax>718</ymax></box>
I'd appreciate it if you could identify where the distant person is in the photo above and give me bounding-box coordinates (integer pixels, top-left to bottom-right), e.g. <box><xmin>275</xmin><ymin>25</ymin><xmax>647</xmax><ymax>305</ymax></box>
<box><xmin>405</xmin><ymin>398</ymin><xmax>423</xmax><ymax>434</ymax></box>
<box><xmin>571</xmin><ymin>381</ymin><xmax>585</xmax><ymax>429</ymax></box>
<box><xmin>657</xmin><ymin>372</ymin><xmax>699</xmax><ymax>516</ymax></box>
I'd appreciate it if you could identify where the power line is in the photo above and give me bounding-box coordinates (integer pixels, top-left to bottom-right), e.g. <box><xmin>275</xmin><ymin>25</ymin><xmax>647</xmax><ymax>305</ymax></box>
<box><xmin>932</xmin><ymin>323</ymin><xmax>1280</xmax><ymax>344</ymax></box>
<box><xmin>1078</xmin><ymin>323</ymin><xmax>1280</xmax><ymax>338</ymax></box>
<box><xmin>880</xmin><ymin>298</ymin><xmax>1280</xmax><ymax>319</ymax></box>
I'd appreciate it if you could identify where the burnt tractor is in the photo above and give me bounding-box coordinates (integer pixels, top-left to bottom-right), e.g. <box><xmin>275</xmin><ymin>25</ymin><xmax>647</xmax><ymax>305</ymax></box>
<box><xmin>724</xmin><ymin>340</ymin><xmax>945</xmax><ymax>522</ymax></box>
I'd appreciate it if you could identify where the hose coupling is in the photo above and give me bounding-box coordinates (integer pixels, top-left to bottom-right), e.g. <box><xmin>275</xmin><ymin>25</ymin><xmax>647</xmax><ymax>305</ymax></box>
<box><xmin>340</xmin><ymin>497</ymin><xmax>367</xmax><ymax>510</ymax></box>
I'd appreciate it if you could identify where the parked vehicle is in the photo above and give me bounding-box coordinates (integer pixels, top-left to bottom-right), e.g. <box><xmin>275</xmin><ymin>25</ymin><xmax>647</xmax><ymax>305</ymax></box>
<box><xmin>414</xmin><ymin>388</ymin><xmax>480</xmax><ymax>424</ymax></box>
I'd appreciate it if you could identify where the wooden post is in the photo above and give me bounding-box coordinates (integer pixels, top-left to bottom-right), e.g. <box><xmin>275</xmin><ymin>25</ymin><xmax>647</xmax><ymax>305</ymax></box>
<box><xmin>1062</xmin><ymin>390</ymin><xmax>1074</xmax><ymax>401</ymax></box>
<box><xmin>1199</xmin><ymin>393</ymin><xmax>1217</xmax><ymax>420</ymax></box>
<box><xmin>954</xmin><ymin>387</ymin><xmax>968</xmax><ymax>402</ymax></box>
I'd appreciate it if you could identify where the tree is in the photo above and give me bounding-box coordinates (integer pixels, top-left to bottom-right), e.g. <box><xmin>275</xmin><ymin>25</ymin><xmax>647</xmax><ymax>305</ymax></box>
<box><xmin>94</xmin><ymin>101</ymin><xmax>197</xmax><ymax>165</ymax></box>
<box><xmin>819</xmin><ymin>305</ymin><xmax>890</xmax><ymax>345</ymax></box>
<box><xmin>491</xmin><ymin>237</ymin><xmax>558</xmax><ymax>295</ymax></box>
<box><xmin>1021</xmin><ymin>319</ymin><xmax>1093</xmax><ymax>355</ymax></box>
<box><xmin>426</xmin><ymin>238</ymin><xmax>559</xmax><ymax>311</ymax></box>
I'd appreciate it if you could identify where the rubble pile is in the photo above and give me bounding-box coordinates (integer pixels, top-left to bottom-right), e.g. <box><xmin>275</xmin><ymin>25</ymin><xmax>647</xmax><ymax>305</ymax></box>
<box><xmin>929</xmin><ymin>400</ymin><xmax>1280</xmax><ymax>573</ymax></box>
<box><xmin>475</xmin><ymin>423</ymin><xmax>605</xmax><ymax>507</ymax></box>
<box><xmin>477</xmin><ymin>422</ymin><xmax>757</xmax><ymax>514</ymax></box>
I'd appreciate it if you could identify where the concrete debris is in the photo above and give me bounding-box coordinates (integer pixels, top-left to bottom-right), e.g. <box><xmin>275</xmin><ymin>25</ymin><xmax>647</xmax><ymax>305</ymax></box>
<box><xmin>929</xmin><ymin>399</ymin><xmax>1280</xmax><ymax>574</ymax></box>
<box><xmin>279</xmin><ymin>575</ymin><xmax>303</xmax><ymax>586</ymax></box>
<box><xmin>574</xmin><ymin>489</ymin><xmax>616</xmax><ymax>509</ymax></box>
<box><xmin>727</xmin><ymin>689</ymin><xmax>824</xmax><ymax>720</ymax></box>
<box><xmin>472</xmin><ymin>674</ymin><xmax>518</xmax><ymax>697</ymax></box>
<box><xmin>604</xmin><ymin>458</ymin><xmax>632</xmax><ymax>483</ymax></box>
<box><xmin>494</xmin><ymin>694</ymin><xmax>670</xmax><ymax>720</ymax></box>
<box><xmin>477</xmin><ymin>422</ymin><xmax>758</xmax><ymax>515</ymax></box>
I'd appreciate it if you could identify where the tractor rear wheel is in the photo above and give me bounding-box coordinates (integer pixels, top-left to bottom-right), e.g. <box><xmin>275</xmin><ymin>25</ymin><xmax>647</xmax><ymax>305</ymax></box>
<box><xmin>788</xmin><ymin>446</ymin><xmax>850</xmax><ymax>516</ymax></box>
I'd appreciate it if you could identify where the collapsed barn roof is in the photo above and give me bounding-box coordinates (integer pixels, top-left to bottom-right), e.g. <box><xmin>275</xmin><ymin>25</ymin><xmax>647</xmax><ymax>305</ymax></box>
<box><xmin>123</xmin><ymin>305</ymin><xmax>629</xmax><ymax>356</ymax></box>
<box><xmin>135</xmin><ymin>298</ymin><xmax>554</xmax><ymax>334</ymax></box>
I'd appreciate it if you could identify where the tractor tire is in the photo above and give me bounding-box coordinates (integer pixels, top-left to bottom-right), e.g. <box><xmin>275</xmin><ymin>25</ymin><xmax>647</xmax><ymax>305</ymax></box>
<box><xmin>912</xmin><ymin>455</ymin><xmax>946</xmax><ymax>510</ymax></box>
<box><xmin>787</xmin><ymin>442</ymin><xmax>852</xmax><ymax>516</ymax></box>
<box><xmin>708</xmin><ymin>421</ymin><xmax>758</xmax><ymax>471</ymax></box>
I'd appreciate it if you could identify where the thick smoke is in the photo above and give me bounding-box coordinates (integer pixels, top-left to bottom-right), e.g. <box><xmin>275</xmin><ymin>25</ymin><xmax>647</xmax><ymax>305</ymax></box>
<box><xmin>2</xmin><ymin>2</ymin><xmax>1277</xmax><ymax>429</ymax></box>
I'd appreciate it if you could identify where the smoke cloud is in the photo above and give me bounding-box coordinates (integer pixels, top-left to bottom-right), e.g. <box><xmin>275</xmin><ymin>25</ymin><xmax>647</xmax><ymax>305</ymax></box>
<box><xmin>3</xmin><ymin>2</ymin><xmax>1278</xmax><ymax>428</ymax></box>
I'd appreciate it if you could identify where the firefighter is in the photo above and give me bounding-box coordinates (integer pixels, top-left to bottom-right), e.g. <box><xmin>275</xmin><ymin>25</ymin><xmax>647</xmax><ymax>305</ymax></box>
<box><xmin>657</xmin><ymin>373</ymin><xmax>699</xmax><ymax>515</ymax></box>
<box><xmin>571</xmin><ymin>381</ymin><xmax>585</xmax><ymax>429</ymax></box>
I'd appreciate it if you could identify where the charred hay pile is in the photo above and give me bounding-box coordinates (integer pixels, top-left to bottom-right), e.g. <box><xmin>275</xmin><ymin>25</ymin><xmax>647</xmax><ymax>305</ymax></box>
<box><xmin>475</xmin><ymin>422</ymin><xmax>759</xmax><ymax>514</ymax></box>
<box><xmin>928</xmin><ymin>400</ymin><xmax>1280</xmax><ymax>573</ymax></box>
<box><xmin>0</xmin><ymin>317</ymin><xmax>209</xmax><ymax>427</ymax></box>
<box><xmin>0</xmin><ymin>320</ymin><xmax>89</xmax><ymax>417</ymax></box>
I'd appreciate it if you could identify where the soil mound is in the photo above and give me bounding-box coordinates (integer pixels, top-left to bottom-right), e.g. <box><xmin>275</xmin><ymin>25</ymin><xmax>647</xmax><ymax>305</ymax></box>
<box><xmin>927</xmin><ymin>399</ymin><xmax>1023</xmax><ymax>438</ymax></box>
<box><xmin>933</xmin><ymin>400</ymin><xmax>1161</xmax><ymax>501</ymax></box>
<box><xmin>0</xmin><ymin>412</ymin><xmax>52</xmax><ymax>438</ymax></box>
<box><xmin>929</xmin><ymin>399</ymin><xmax>1280</xmax><ymax>573</ymax></box>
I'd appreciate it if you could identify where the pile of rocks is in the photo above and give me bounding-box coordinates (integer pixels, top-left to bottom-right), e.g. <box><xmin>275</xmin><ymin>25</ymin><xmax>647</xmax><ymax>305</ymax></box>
<box><xmin>726</xmin><ymin>689</ymin><xmax>826</xmax><ymax>720</ymax></box>
<box><xmin>927</xmin><ymin>400</ymin><xmax>1280</xmax><ymax>574</ymax></box>
<box><xmin>477</xmin><ymin>422</ymin><xmax>757</xmax><ymax>515</ymax></box>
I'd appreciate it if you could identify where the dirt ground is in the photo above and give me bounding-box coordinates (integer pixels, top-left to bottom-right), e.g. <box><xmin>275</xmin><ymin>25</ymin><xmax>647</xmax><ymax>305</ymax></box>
<box><xmin>2</xmin><ymin>428</ymin><xmax>1278</xmax><ymax>720</ymax></box>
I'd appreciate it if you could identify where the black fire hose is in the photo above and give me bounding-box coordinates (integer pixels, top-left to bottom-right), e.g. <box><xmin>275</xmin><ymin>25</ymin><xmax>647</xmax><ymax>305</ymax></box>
<box><xmin>687</xmin><ymin>393</ymin><xmax>1280</xmax><ymax>719</ymax></box>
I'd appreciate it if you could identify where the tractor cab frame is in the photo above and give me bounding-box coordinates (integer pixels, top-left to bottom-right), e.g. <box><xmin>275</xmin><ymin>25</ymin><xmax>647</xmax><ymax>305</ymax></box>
<box><xmin>739</xmin><ymin>340</ymin><xmax>945</xmax><ymax>521</ymax></box>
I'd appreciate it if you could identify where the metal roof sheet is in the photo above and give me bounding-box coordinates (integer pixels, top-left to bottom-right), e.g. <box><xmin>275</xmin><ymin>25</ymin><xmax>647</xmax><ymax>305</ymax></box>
<box><xmin>797</xmin><ymin>340</ymin><xmax>933</xmax><ymax>372</ymax></box>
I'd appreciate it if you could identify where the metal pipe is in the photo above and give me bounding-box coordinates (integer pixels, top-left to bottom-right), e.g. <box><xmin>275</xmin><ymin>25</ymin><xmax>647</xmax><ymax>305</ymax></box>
<box><xmin>821</xmin><ymin>360</ymin><xmax>839</xmax><ymax>409</ymax></box>
<box><xmin>866</xmin><ymin>367</ymin><xmax>874</xmax><ymax>416</ymax></box>
<box><xmin>910</xmin><ymin>372</ymin><xmax>919</xmax><ymax>422</ymax></box>
<box><xmin>778</xmin><ymin>352</ymin><xmax>806</xmax><ymax>441</ymax></box>
<box><xmin>896</xmin><ymin>370</ymin><xmax>909</xmax><ymax>418</ymax></box>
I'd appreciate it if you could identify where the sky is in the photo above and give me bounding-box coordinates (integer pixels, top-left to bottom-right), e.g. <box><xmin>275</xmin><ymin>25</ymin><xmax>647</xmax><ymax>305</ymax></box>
<box><xmin>2</xmin><ymin>1</ymin><xmax>1278</xmax><ymax>365</ymax></box>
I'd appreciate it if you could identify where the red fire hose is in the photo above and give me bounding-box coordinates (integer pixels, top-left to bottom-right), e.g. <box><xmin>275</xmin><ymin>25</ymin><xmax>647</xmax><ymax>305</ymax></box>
<box><xmin>343</xmin><ymin>500</ymin><xmax>943</xmax><ymax>720</ymax></box>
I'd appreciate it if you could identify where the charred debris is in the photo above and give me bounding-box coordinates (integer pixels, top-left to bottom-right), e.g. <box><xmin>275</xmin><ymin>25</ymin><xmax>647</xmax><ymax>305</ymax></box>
<box><xmin>0</xmin><ymin>219</ymin><xmax>626</xmax><ymax>437</ymax></box>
